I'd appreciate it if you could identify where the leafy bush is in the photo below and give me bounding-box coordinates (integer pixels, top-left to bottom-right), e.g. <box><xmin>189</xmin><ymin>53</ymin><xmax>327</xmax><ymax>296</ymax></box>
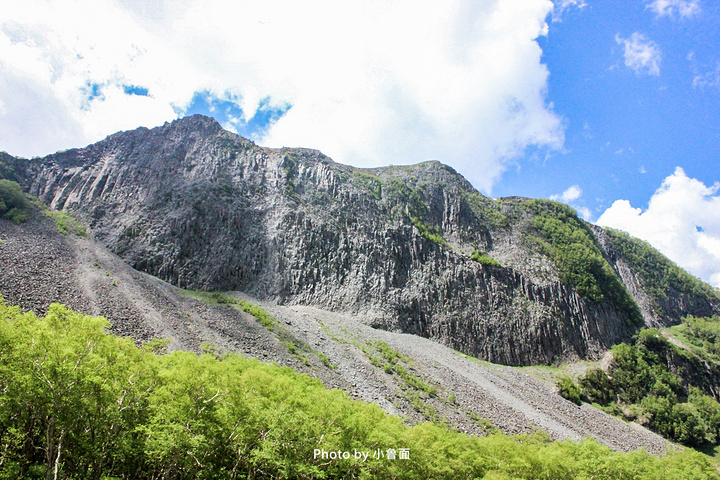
<box><xmin>556</xmin><ymin>375</ymin><xmax>582</xmax><ymax>405</ymax></box>
<box><xmin>0</xmin><ymin>179</ymin><xmax>31</xmax><ymax>224</ymax></box>
<box><xmin>1</xmin><ymin>298</ymin><xmax>717</xmax><ymax>479</ymax></box>
<box><xmin>572</xmin><ymin>325</ymin><xmax>720</xmax><ymax>449</ymax></box>
<box><xmin>470</xmin><ymin>250</ymin><xmax>500</xmax><ymax>266</ymax></box>
<box><xmin>578</xmin><ymin>367</ymin><xmax>614</xmax><ymax>405</ymax></box>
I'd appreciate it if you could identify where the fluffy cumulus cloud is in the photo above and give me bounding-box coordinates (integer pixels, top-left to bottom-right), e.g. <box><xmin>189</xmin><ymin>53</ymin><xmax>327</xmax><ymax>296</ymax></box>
<box><xmin>550</xmin><ymin>184</ymin><xmax>591</xmax><ymax>220</ymax></box>
<box><xmin>616</xmin><ymin>32</ymin><xmax>662</xmax><ymax>76</ymax></box>
<box><xmin>646</xmin><ymin>0</ymin><xmax>701</xmax><ymax>18</ymax></box>
<box><xmin>550</xmin><ymin>184</ymin><xmax>582</xmax><ymax>203</ymax></box>
<box><xmin>597</xmin><ymin>167</ymin><xmax>720</xmax><ymax>288</ymax></box>
<box><xmin>0</xmin><ymin>0</ymin><xmax>563</xmax><ymax>192</ymax></box>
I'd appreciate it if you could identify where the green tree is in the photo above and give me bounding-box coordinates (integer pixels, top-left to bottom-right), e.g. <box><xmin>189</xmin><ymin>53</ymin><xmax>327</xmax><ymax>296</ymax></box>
<box><xmin>0</xmin><ymin>179</ymin><xmax>31</xmax><ymax>224</ymax></box>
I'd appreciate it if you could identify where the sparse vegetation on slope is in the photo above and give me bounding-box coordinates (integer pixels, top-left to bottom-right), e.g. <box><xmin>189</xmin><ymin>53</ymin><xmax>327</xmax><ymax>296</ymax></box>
<box><xmin>671</xmin><ymin>315</ymin><xmax>720</xmax><ymax>362</ymax></box>
<box><xmin>182</xmin><ymin>290</ymin><xmax>335</xmax><ymax>368</ymax></box>
<box><xmin>606</xmin><ymin>228</ymin><xmax>720</xmax><ymax>314</ymax></box>
<box><xmin>43</xmin><ymin>209</ymin><xmax>87</xmax><ymax>236</ymax></box>
<box><xmin>522</xmin><ymin>199</ymin><xmax>641</xmax><ymax>321</ymax></box>
<box><xmin>1</xmin><ymin>298</ymin><xmax>718</xmax><ymax>480</ymax></box>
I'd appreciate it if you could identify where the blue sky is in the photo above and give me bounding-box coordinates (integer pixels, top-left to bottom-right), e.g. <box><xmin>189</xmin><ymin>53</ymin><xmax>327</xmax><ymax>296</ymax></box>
<box><xmin>1</xmin><ymin>0</ymin><xmax>718</xmax><ymax>286</ymax></box>
<box><xmin>496</xmin><ymin>0</ymin><xmax>720</xmax><ymax>218</ymax></box>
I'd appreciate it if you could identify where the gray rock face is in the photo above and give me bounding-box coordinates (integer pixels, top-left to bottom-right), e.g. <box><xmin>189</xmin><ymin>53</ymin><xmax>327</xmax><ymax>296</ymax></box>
<box><xmin>8</xmin><ymin>115</ymin><xmax>718</xmax><ymax>365</ymax></box>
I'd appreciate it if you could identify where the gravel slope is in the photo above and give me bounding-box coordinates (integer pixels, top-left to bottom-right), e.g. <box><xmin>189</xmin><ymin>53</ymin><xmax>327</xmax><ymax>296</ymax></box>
<box><xmin>0</xmin><ymin>214</ymin><xmax>672</xmax><ymax>454</ymax></box>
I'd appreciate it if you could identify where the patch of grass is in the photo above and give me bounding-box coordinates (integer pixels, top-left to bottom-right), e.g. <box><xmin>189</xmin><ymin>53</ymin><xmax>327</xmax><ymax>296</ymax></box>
<box><xmin>181</xmin><ymin>290</ymin><xmax>336</xmax><ymax>369</ymax></box>
<box><xmin>317</xmin><ymin>319</ymin><xmax>349</xmax><ymax>345</ymax></box>
<box><xmin>44</xmin><ymin>209</ymin><xmax>87</xmax><ymax>236</ymax></box>
<box><xmin>351</xmin><ymin>171</ymin><xmax>382</xmax><ymax>200</ymax></box>
<box><xmin>467</xmin><ymin>411</ymin><xmax>501</xmax><ymax>436</ymax></box>
<box><xmin>470</xmin><ymin>250</ymin><xmax>500</xmax><ymax>266</ymax></box>
<box><xmin>410</xmin><ymin>217</ymin><xmax>450</xmax><ymax>248</ymax></box>
<box><xmin>361</xmin><ymin>340</ymin><xmax>443</xmax><ymax>421</ymax></box>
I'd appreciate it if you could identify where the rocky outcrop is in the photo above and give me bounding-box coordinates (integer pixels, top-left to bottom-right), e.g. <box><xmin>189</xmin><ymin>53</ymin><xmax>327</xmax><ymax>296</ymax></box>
<box><xmin>6</xmin><ymin>115</ymin><xmax>718</xmax><ymax>365</ymax></box>
<box><xmin>593</xmin><ymin>225</ymin><xmax>719</xmax><ymax>327</ymax></box>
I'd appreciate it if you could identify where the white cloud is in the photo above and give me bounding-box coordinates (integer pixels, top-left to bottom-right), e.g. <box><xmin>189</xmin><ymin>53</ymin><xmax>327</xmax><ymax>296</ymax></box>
<box><xmin>551</xmin><ymin>184</ymin><xmax>582</xmax><ymax>203</ymax></box>
<box><xmin>616</xmin><ymin>32</ymin><xmax>662</xmax><ymax>76</ymax></box>
<box><xmin>550</xmin><ymin>184</ymin><xmax>592</xmax><ymax>220</ymax></box>
<box><xmin>646</xmin><ymin>0</ymin><xmax>701</xmax><ymax>18</ymax></box>
<box><xmin>597</xmin><ymin>167</ymin><xmax>720</xmax><ymax>288</ymax></box>
<box><xmin>0</xmin><ymin>0</ymin><xmax>563</xmax><ymax>192</ymax></box>
<box><xmin>693</xmin><ymin>63</ymin><xmax>720</xmax><ymax>90</ymax></box>
<box><xmin>552</xmin><ymin>0</ymin><xmax>587</xmax><ymax>22</ymax></box>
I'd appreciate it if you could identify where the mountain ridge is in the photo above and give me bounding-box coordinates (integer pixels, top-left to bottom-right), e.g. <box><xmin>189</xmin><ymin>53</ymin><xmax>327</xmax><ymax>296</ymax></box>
<box><xmin>2</xmin><ymin>115</ymin><xmax>718</xmax><ymax>366</ymax></box>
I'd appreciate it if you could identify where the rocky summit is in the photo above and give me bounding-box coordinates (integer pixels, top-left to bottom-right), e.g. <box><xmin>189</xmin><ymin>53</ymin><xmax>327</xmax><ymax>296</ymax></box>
<box><xmin>3</xmin><ymin>115</ymin><xmax>719</xmax><ymax>366</ymax></box>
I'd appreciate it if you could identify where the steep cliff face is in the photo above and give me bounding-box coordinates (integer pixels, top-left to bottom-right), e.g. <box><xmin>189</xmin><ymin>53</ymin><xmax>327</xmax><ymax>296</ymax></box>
<box><xmin>6</xmin><ymin>115</ymin><xmax>719</xmax><ymax>365</ymax></box>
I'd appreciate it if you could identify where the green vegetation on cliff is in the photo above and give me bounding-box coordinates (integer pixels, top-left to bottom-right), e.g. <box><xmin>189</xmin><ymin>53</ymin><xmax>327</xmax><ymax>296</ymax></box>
<box><xmin>522</xmin><ymin>199</ymin><xmax>641</xmax><ymax>322</ymax></box>
<box><xmin>470</xmin><ymin>250</ymin><xmax>500</xmax><ymax>267</ymax></box>
<box><xmin>605</xmin><ymin>228</ymin><xmax>720</xmax><ymax>313</ymax></box>
<box><xmin>0</xmin><ymin>298</ymin><xmax>717</xmax><ymax>479</ymax></box>
<box><xmin>671</xmin><ymin>315</ymin><xmax>720</xmax><ymax>363</ymax></box>
<box><xmin>0</xmin><ymin>179</ymin><xmax>32</xmax><ymax>224</ymax></box>
<box><xmin>563</xmin><ymin>322</ymin><xmax>720</xmax><ymax>450</ymax></box>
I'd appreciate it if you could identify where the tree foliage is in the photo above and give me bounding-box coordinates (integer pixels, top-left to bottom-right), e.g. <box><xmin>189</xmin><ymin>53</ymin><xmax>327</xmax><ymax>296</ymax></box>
<box><xmin>1</xmin><ymin>298</ymin><xmax>718</xmax><ymax>479</ymax></box>
<box><xmin>605</xmin><ymin>228</ymin><xmax>719</xmax><ymax>310</ymax></box>
<box><xmin>569</xmin><ymin>325</ymin><xmax>720</xmax><ymax>450</ymax></box>
<box><xmin>522</xmin><ymin>200</ymin><xmax>641</xmax><ymax>323</ymax></box>
<box><xmin>0</xmin><ymin>179</ymin><xmax>31</xmax><ymax>224</ymax></box>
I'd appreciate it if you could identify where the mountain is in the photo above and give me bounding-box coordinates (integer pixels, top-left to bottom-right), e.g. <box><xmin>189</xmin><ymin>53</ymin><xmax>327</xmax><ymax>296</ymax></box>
<box><xmin>3</xmin><ymin>115</ymin><xmax>718</xmax><ymax>368</ymax></box>
<box><xmin>4</xmin><ymin>114</ymin><xmax>720</xmax><ymax>453</ymax></box>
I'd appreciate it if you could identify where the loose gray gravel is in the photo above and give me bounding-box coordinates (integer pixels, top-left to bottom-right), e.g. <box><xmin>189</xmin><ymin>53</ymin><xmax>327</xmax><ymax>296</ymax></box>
<box><xmin>0</xmin><ymin>214</ymin><xmax>673</xmax><ymax>455</ymax></box>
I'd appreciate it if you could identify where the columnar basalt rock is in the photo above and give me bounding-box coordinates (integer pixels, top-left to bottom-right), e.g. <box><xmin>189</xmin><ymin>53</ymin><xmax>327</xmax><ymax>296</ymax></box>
<box><xmin>5</xmin><ymin>115</ymin><xmax>718</xmax><ymax>365</ymax></box>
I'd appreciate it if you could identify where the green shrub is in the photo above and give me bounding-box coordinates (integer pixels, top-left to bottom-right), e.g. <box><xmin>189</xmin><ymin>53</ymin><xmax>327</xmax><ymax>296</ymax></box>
<box><xmin>0</xmin><ymin>298</ymin><xmax>718</xmax><ymax>479</ymax></box>
<box><xmin>470</xmin><ymin>250</ymin><xmax>500</xmax><ymax>266</ymax></box>
<box><xmin>43</xmin><ymin>209</ymin><xmax>87</xmax><ymax>236</ymax></box>
<box><xmin>578</xmin><ymin>368</ymin><xmax>614</xmax><ymax>405</ymax></box>
<box><xmin>556</xmin><ymin>375</ymin><xmax>582</xmax><ymax>405</ymax></box>
<box><xmin>0</xmin><ymin>179</ymin><xmax>31</xmax><ymax>224</ymax></box>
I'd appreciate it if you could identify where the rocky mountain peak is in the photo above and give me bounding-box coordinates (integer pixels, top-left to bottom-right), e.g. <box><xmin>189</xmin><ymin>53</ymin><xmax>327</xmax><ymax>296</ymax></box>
<box><xmin>2</xmin><ymin>116</ymin><xmax>718</xmax><ymax>366</ymax></box>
